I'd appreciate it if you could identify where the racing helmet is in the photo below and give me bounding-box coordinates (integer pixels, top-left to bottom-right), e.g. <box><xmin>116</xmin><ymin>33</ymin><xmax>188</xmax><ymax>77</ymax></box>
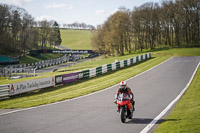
<box><xmin>120</xmin><ymin>81</ymin><xmax>127</xmax><ymax>89</ymax></box>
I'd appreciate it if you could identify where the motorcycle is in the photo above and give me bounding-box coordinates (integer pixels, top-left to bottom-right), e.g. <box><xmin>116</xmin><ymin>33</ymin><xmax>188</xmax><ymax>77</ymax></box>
<box><xmin>115</xmin><ymin>93</ymin><xmax>134</xmax><ymax>123</ymax></box>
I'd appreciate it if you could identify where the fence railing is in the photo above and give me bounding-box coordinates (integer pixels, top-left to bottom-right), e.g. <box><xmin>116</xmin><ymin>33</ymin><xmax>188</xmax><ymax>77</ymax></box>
<box><xmin>0</xmin><ymin>55</ymin><xmax>70</xmax><ymax>77</ymax></box>
<box><xmin>0</xmin><ymin>53</ymin><xmax>151</xmax><ymax>98</ymax></box>
<box><xmin>0</xmin><ymin>84</ymin><xmax>10</xmax><ymax>98</ymax></box>
<box><xmin>81</xmin><ymin>53</ymin><xmax>151</xmax><ymax>79</ymax></box>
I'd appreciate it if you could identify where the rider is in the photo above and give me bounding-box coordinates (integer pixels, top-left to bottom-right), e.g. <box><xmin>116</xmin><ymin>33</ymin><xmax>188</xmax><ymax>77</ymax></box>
<box><xmin>115</xmin><ymin>81</ymin><xmax>135</xmax><ymax>111</ymax></box>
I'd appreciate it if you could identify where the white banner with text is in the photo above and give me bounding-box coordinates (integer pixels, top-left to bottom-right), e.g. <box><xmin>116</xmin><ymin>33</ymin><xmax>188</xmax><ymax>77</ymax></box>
<box><xmin>9</xmin><ymin>77</ymin><xmax>55</xmax><ymax>96</ymax></box>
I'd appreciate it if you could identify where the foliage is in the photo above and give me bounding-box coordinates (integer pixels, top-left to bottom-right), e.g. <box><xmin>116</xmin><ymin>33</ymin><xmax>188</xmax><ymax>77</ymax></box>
<box><xmin>0</xmin><ymin>4</ymin><xmax>62</xmax><ymax>57</ymax></box>
<box><xmin>92</xmin><ymin>0</ymin><xmax>200</xmax><ymax>56</ymax></box>
<box><xmin>52</xmin><ymin>21</ymin><xmax>62</xmax><ymax>46</ymax></box>
<box><xmin>63</xmin><ymin>22</ymin><xmax>95</xmax><ymax>30</ymax></box>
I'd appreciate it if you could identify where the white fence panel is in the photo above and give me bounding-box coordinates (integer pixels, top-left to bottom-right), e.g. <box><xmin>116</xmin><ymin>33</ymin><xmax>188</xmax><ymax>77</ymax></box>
<box><xmin>138</xmin><ymin>56</ymin><xmax>141</xmax><ymax>61</ymax></box>
<box><xmin>133</xmin><ymin>57</ymin><xmax>136</xmax><ymax>63</ymax></box>
<box><xmin>120</xmin><ymin>61</ymin><xmax>124</xmax><ymax>68</ymax></box>
<box><xmin>127</xmin><ymin>59</ymin><xmax>131</xmax><ymax>66</ymax></box>
<box><xmin>102</xmin><ymin>65</ymin><xmax>107</xmax><ymax>74</ymax></box>
<box><xmin>143</xmin><ymin>54</ymin><xmax>146</xmax><ymax>60</ymax></box>
<box><xmin>89</xmin><ymin>68</ymin><xmax>96</xmax><ymax>78</ymax></box>
<box><xmin>112</xmin><ymin>63</ymin><xmax>116</xmax><ymax>70</ymax></box>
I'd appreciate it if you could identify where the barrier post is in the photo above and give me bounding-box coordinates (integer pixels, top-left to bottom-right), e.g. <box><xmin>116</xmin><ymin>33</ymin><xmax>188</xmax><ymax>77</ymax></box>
<box><xmin>107</xmin><ymin>64</ymin><xmax>112</xmax><ymax>72</ymax></box>
<box><xmin>83</xmin><ymin>70</ymin><xmax>89</xmax><ymax>79</ymax></box>
<box><xmin>96</xmin><ymin>66</ymin><xmax>102</xmax><ymax>76</ymax></box>
<box><xmin>124</xmin><ymin>60</ymin><xmax>127</xmax><ymax>67</ymax></box>
<box><xmin>141</xmin><ymin>55</ymin><xmax>143</xmax><ymax>61</ymax></box>
<box><xmin>136</xmin><ymin>56</ymin><xmax>139</xmax><ymax>62</ymax></box>
<box><xmin>130</xmin><ymin>58</ymin><xmax>133</xmax><ymax>64</ymax></box>
<box><xmin>116</xmin><ymin>62</ymin><xmax>120</xmax><ymax>69</ymax></box>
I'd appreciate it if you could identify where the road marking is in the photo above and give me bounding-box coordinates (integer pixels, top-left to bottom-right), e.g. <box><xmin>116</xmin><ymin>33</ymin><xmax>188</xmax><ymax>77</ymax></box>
<box><xmin>0</xmin><ymin>57</ymin><xmax>173</xmax><ymax>116</ymax></box>
<box><xmin>140</xmin><ymin>61</ymin><xmax>200</xmax><ymax>133</ymax></box>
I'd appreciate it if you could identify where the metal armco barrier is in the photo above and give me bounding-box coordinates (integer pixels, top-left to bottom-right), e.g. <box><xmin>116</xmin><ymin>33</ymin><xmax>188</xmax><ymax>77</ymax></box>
<box><xmin>0</xmin><ymin>84</ymin><xmax>10</xmax><ymax>98</ymax></box>
<box><xmin>0</xmin><ymin>53</ymin><xmax>151</xmax><ymax>98</ymax></box>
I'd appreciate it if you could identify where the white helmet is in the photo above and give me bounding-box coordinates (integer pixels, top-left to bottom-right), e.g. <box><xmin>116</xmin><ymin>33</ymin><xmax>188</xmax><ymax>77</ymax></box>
<box><xmin>120</xmin><ymin>81</ymin><xmax>127</xmax><ymax>88</ymax></box>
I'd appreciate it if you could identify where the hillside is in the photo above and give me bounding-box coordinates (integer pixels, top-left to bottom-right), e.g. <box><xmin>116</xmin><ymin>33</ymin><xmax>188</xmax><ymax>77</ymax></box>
<box><xmin>60</xmin><ymin>29</ymin><xmax>92</xmax><ymax>50</ymax></box>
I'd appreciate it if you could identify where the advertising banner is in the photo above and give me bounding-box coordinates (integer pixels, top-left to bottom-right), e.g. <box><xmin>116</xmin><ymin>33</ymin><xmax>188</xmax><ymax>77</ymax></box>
<box><xmin>52</xmin><ymin>50</ymin><xmax>91</xmax><ymax>54</ymax></box>
<box><xmin>29</xmin><ymin>49</ymin><xmax>96</xmax><ymax>55</ymax></box>
<box><xmin>62</xmin><ymin>72</ymin><xmax>80</xmax><ymax>84</ymax></box>
<box><xmin>10</xmin><ymin>77</ymin><xmax>55</xmax><ymax>96</ymax></box>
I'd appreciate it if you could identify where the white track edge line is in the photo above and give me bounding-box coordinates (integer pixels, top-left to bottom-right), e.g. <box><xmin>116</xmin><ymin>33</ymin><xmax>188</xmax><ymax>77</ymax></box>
<box><xmin>140</xmin><ymin>61</ymin><xmax>200</xmax><ymax>133</ymax></box>
<box><xmin>0</xmin><ymin>57</ymin><xmax>173</xmax><ymax>116</ymax></box>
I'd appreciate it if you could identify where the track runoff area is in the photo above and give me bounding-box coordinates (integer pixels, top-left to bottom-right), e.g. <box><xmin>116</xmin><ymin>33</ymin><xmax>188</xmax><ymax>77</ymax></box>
<box><xmin>0</xmin><ymin>57</ymin><xmax>199</xmax><ymax>133</ymax></box>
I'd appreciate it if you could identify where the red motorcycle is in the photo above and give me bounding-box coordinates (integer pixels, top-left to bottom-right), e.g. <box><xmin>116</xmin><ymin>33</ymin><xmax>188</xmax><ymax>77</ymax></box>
<box><xmin>116</xmin><ymin>93</ymin><xmax>134</xmax><ymax>123</ymax></box>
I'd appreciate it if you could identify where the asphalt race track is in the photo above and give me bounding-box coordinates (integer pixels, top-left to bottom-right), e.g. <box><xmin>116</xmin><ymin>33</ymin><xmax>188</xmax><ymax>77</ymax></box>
<box><xmin>0</xmin><ymin>57</ymin><xmax>200</xmax><ymax>133</ymax></box>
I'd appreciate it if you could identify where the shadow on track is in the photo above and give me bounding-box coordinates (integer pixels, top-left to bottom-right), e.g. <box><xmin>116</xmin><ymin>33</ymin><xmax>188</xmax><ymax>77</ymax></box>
<box><xmin>127</xmin><ymin>118</ymin><xmax>181</xmax><ymax>124</ymax></box>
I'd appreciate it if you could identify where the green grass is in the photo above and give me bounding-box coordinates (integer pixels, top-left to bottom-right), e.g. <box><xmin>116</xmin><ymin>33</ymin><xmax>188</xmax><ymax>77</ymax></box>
<box><xmin>0</xmin><ymin>53</ymin><xmax>146</xmax><ymax>85</ymax></box>
<box><xmin>0</xmin><ymin>48</ymin><xmax>199</xmax><ymax>110</ymax></box>
<box><xmin>60</xmin><ymin>29</ymin><xmax>92</xmax><ymax>50</ymax></box>
<box><xmin>19</xmin><ymin>54</ymin><xmax>63</xmax><ymax>64</ymax></box>
<box><xmin>154</xmin><ymin>64</ymin><xmax>200</xmax><ymax>133</ymax></box>
<box><xmin>155</xmin><ymin>47</ymin><xmax>200</xmax><ymax>57</ymax></box>
<box><xmin>0</xmin><ymin>54</ymin><xmax>169</xmax><ymax>108</ymax></box>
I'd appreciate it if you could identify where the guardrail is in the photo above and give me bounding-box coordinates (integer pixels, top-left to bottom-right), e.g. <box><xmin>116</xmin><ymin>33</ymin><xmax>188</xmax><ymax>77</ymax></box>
<box><xmin>0</xmin><ymin>53</ymin><xmax>151</xmax><ymax>98</ymax></box>
<box><xmin>0</xmin><ymin>84</ymin><xmax>10</xmax><ymax>98</ymax></box>
<box><xmin>0</xmin><ymin>55</ymin><xmax>70</xmax><ymax>77</ymax></box>
<box><xmin>81</xmin><ymin>53</ymin><xmax>151</xmax><ymax>79</ymax></box>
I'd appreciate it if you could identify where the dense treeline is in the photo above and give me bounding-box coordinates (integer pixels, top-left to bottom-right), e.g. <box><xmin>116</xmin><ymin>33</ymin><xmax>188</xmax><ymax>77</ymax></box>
<box><xmin>63</xmin><ymin>22</ymin><xmax>95</xmax><ymax>30</ymax></box>
<box><xmin>0</xmin><ymin>4</ymin><xmax>62</xmax><ymax>56</ymax></box>
<box><xmin>92</xmin><ymin>0</ymin><xmax>200</xmax><ymax>56</ymax></box>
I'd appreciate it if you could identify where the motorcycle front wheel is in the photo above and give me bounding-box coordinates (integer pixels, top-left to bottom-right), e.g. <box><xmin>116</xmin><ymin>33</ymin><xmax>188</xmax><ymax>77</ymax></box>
<box><xmin>120</xmin><ymin>108</ymin><xmax>126</xmax><ymax>123</ymax></box>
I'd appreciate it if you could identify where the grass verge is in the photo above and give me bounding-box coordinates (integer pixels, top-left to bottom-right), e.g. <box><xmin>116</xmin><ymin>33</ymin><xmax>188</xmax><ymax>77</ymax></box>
<box><xmin>154</xmin><ymin>63</ymin><xmax>200</xmax><ymax>133</ymax></box>
<box><xmin>0</xmin><ymin>55</ymin><xmax>169</xmax><ymax>108</ymax></box>
<box><xmin>0</xmin><ymin>48</ymin><xmax>199</xmax><ymax>110</ymax></box>
<box><xmin>0</xmin><ymin>53</ymin><xmax>148</xmax><ymax>85</ymax></box>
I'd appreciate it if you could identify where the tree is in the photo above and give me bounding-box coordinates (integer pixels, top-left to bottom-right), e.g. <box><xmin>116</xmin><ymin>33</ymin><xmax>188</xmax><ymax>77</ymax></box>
<box><xmin>92</xmin><ymin>8</ymin><xmax>132</xmax><ymax>56</ymax></box>
<box><xmin>0</xmin><ymin>3</ymin><xmax>64</xmax><ymax>56</ymax></box>
<box><xmin>92</xmin><ymin>0</ymin><xmax>200</xmax><ymax>56</ymax></box>
<box><xmin>38</xmin><ymin>20</ymin><xmax>51</xmax><ymax>49</ymax></box>
<box><xmin>52</xmin><ymin>21</ymin><xmax>62</xmax><ymax>46</ymax></box>
<box><xmin>0</xmin><ymin>4</ymin><xmax>11</xmax><ymax>54</ymax></box>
